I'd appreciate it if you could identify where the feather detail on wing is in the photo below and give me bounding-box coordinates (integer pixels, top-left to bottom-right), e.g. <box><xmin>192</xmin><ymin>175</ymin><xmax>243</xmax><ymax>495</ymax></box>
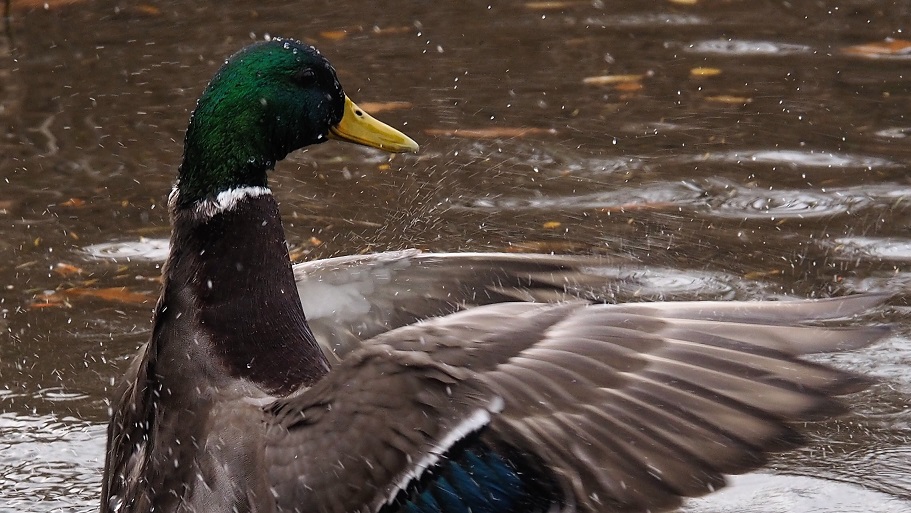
<box><xmin>264</xmin><ymin>296</ymin><xmax>887</xmax><ymax>513</ymax></box>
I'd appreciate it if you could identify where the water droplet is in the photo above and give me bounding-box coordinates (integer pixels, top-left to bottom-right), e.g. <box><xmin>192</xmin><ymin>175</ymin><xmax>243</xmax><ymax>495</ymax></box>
<box><xmin>109</xmin><ymin>495</ymin><xmax>124</xmax><ymax>512</ymax></box>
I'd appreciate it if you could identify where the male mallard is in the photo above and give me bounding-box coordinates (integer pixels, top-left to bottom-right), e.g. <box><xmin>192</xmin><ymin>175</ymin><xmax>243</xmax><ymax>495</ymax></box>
<box><xmin>101</xmin><ymin>38</ymin><xmax>888</xmax><ymax>513</ymax></box>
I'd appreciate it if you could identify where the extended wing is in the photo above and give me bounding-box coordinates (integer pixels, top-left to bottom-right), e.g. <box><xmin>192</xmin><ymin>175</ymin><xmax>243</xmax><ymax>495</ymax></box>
<box><xmin>263</xmin><ymin>295</ymin><xmax>886</xmax><ymax>513</ymax></box>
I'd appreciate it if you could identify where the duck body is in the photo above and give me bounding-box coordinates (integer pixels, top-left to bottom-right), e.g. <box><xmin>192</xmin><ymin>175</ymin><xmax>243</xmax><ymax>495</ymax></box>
<box><xmin>101</xmin><ymin>39</ymin><xmax>887</xmax><ymax>513</ymax></box>
<box><xmin>103</xmin><ymin>188</ymin><xmax>328</xmax><ymax>512</ymax></box>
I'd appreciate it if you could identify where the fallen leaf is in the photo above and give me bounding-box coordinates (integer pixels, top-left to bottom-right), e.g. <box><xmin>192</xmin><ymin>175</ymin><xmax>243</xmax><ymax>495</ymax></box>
<box><xmin>320</xmin><ymin>30</ymin><xmax>349</xmax><ymax>41</ymax></box>
<box><xmin>705</xmin><ymin>95</ymin><xmax>752</xmax><ymax>104</ymax></box>
<box><xmin>582</xmin><ymin>74</ymin><xmax>645</xmax><ymax>86</ymax></box>
<box><xmin>613</xmin><ymin>81</ymin><xmax>644</xmax><ymax>92</ymax></box>
<box><xmin>358</xmin><ymin>101</ymin><xmax>413</xmax><ymax>113</ymax></box>
<box><xmin>309</xmin><ymin>236</ymin><xmax>323</xmax><ymax>246</ymax></box>
<box><xmin>426</xmin><ymin>127</ymin><xmax>557</xmax><ymax>139</ymax></box>
<box><xmin>63</xmin><ymin>287</ymin><xmax>154</xmax><ymax>304</ymax></box>
<box><xmin>542</xmin><ymin>221</ymin><xmax>562</xmax><ymax>229</ymax></box>
<box><xmin>54</xmin><ymin>263</ymin><xmax>84</xmax><ymax>277</ymax></box>
<box><xmin>29</xmin><ymin>294</ymin><xmax>70</xmax><ymax>309</ymax></box>
<box><xmin>377</xmin><ymin>164</ymin><xmax>391</xmax><ymax>172</ymax></box>
<box><xmin>690</xmin><ymin>67</ymin><xmax>722</xmax><ymax>77</ymax></box>
<box><xmin>60</xmin><ymin>198</ymin><xmax>86</xmax><ymax>207</ymax></box>
<box><xmin>288</xmin><ymin>248</ymin><xmax>311</xmax><ymax>262</ymax></box>
<box><xmin>135</xmin><ymin>4</ymin><xmax>161</xmax><ymax>15</ymax></box>
<box><xmin>842</xmin><ymin>38</ymin><xmax>911</xmax><ymax>58</ymax></box>
<box><xmin>668</xmin><ymin>0</ymin><xmax>698</xmax><ymax>4</ymax></box>
<box><xmin>743</xmin><ymin>269</ymin><xmax>783</xmax><ymax>280</ymax></box>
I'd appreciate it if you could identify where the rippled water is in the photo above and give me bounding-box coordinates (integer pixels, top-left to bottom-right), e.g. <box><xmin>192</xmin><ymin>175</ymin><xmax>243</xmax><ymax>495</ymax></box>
<box><xmin>1</xmin><ymin>0</ymin><xmax>910</xmax><ymax>511</ymax></box>
<box><xmin>0</xmin><ymin>414</ymin><xmax>104</xmax><ymax>513</ymax></box>
<box><xmin>683</xmin><ymin>473</ymin><xmax>910</xmax><ymax>513</ymax></box>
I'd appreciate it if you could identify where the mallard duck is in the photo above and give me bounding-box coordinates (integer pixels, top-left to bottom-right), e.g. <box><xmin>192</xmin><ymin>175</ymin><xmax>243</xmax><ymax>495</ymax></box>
<box><xmin>101</xmin><ymin>38</ymin><xmax>889</xmax><ymax>513</ymax></box>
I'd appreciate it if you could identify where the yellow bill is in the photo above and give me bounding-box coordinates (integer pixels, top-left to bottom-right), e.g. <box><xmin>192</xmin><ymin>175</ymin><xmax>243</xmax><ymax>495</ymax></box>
<box><xmin>329</xmin><ymin>96</ymin><xmax>419</xmax><ymax>153</ymax></box>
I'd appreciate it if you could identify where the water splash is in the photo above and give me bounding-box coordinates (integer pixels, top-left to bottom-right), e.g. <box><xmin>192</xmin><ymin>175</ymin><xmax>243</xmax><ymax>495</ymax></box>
<box><xmin>686</xmin><ymin>39</ymin><xmax>812</xmax><ymax>55</ymax></box>
<box><xmin>683</xmin><ymin>473</ymin><xmax>910</xmax><ymax>513</ymax></box>
<box><xmin>703</xmin><ymin>150</ymin><xmax>897</xmax><ymax>169</ymax></box>
<box><xmin>456</xmin><ymin>182</ymin><xmax>698</xmax><ymax>211</ymax></box>
<box><xmin>707</xmin><ymin>189</ymin><xmax>873</xmax><ymax>220</ymax></box>
<box><xmin>829</xmin><ymin>237</ymin><xmax>911</xmax><ymax>262</ymax></box>
<box><xmin>82</xmin><ymin>238</ymin><xmax>169</xmax><ymax>262</ymax></box>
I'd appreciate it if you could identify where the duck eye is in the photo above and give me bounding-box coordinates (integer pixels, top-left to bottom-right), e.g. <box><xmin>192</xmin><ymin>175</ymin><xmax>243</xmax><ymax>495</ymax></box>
<box><xmin>293</xmin><ymin>68</ymin><xmax>317</xmax><ymax>87</ymax></box>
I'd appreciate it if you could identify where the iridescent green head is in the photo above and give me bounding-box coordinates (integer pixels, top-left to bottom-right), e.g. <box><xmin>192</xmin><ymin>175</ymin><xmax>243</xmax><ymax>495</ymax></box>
<box><xmin>177</xmin><ymin>38</ymin><xmax>418</xmax><ymax>208</ymax></box>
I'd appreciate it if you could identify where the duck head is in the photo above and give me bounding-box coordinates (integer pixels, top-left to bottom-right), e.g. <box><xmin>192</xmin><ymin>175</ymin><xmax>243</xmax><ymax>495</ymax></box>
<box><xmin>176</xmin><ymin>38</ymin><xmax>418</xmax><ymax>209</ymax></box>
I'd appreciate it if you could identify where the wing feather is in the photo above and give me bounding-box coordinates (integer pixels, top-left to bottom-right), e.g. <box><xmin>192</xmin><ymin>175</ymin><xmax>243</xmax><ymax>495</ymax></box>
<box><xmin>263</xmin><ymin>297</ymin><xmax>887</xmax><ymax>513</ymax></box>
